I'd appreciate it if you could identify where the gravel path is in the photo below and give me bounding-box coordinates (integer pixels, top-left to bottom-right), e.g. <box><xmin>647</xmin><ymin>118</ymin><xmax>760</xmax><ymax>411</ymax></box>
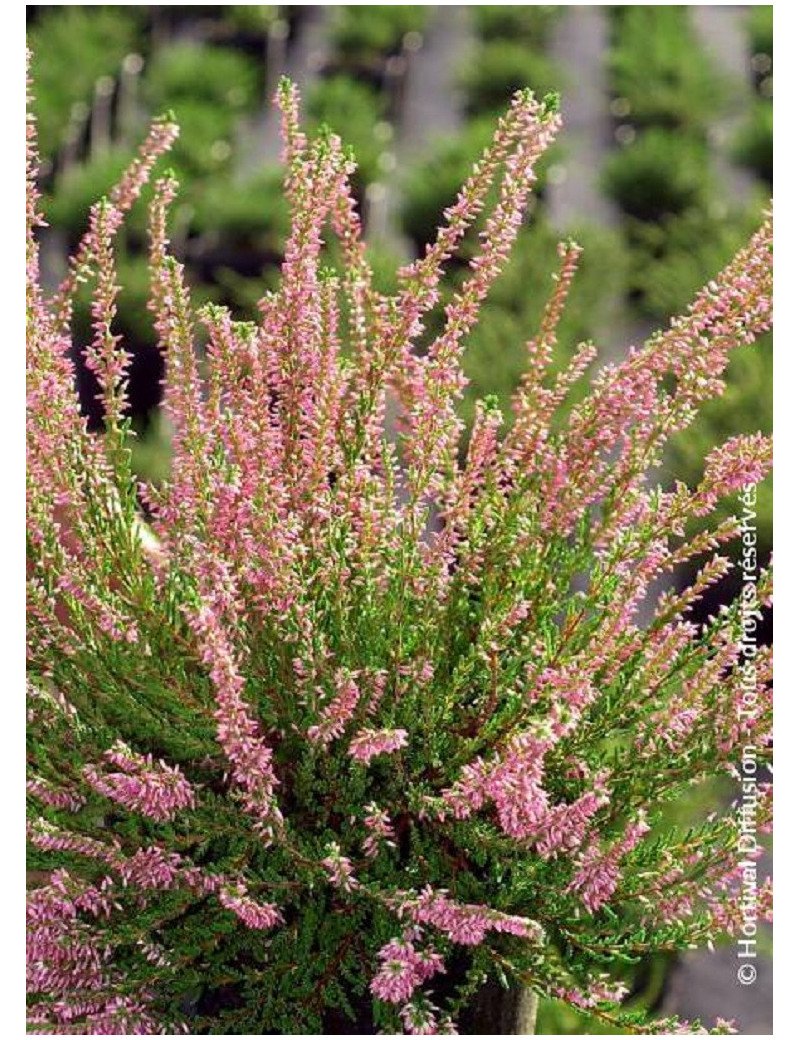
<box><xmin>547</xmin><ymin>6</ymin><xmax>618</xmax><ymax>232</ymax></box>
<box><xmin>546</xmin><ymin>6</ymin><xmax>653</xmax><ymax>358</ymax></box>
<box><xmin>235</xmin><ymin>7</ymin><xmax>333</xmax><ymax>176</ymax></box>
<box><xmin>692</xmin><ymin>5</ymin><xmax>758</xmax><ymax>203</ymax></box>
<box><xmin>365</xmin><ymin>6</ymin><xmax>473</xmax><ymax>254</ymax></box>
<box><xmin>395</xmin><ymin>6</ymin><xmax>472</xmax><ymax>162</ymax></box>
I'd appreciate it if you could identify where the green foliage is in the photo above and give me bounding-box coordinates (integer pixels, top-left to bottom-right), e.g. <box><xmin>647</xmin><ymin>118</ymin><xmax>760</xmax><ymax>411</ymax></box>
<box><xmin>608</xmin><ymin>6</ymin><xmax>726</xmax><ymax>135</ymax></box>
<box><xmin>459</xmin><ymin>221</ymin><xmax>626</xmax><ymax>428</ymax></box>
<box><xmin>144</xmin><ymin>42</ymin><xmax>259</xmax><ymax>111</ymax></box>
<box><xmin>190</xmin><ymin>168</ymin><xmax>288</xmax><ymax>242</ymax></box>
<box><xmin>537</xmin><ymin>997</ymin><xmax>628</xmax><ymax>1034</ymax></box>
<box><xmin>473</xmin><ymin>5</ymin><xmax>560</xmax><ymax>46</ymax></box>
<box><xmin>748</xmin><ymin>5</ymin><xmax>773</xmax><ymax>60</ymax></box>
<box><xmin>44</xmin><ymin>151</ymin><xmax>138</xmax><ymax>238</ymax></box>
<box><xmin>330</xmin><ymin>5</ymin><xmax>431</xmax><ymax>66</ymax></box>
<box><xmin>144</xmin><ymin>44</ymin><xmax>259</xmax><ymax>178</ymax></box>
<box><xmin>628</xmin><ymin>202</ymin><xmax>769</xmax><ymax>319</ymax></box>
<box><xmin>602</xmin><ymin>130</ymin><xmax>712</xmax><ymax>222</ymax></box>
<box><xmin>28</xmin><ymin>6</ymin><xmax>143</xmax><ymax>158</ymax></box>
<box><xmin>733</xmin><ymin>101</ymin><xmax>773</xmax><ymax>184</ymax></box>
<box><xmin>306</xmin><ymin>75</ymin><xmax>388</xmax><ymax>188</ymax></box>
<box><xmin>222</xmin><ymin>5</ymin><xmax>279</xmax><ymax>35</ymax></box>
<box><xmin>128</xmin><ymin>412</ymin><xmax>174</xmax><ymax>485</ymax></box>
<box><xmin>460</xmin><ymin>40</ymin><xmax>558</xmax><ymax>117</ymax></box>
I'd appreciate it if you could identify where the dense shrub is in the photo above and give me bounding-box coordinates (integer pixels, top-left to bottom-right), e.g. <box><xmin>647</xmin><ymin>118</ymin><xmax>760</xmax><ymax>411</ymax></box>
<box><xmin>143</xmin><ymin>43</ymin><xmax>259</xmax><ymax>179</ymax></box>
<box><xmin>473</xmin><ymin>5</ymin><xmax>560</xmax><ymax>47</ymax></box>
<box><xmin>27</xmin><ymin>61</ymin><xmax>773</xmax><ymax>1040</ymax></box>
<box><xmin>733</xmin><ymin>101</ymin><xmax>773</xmax><ymax>184</ymax></box>
<box><xmin>461</xmin><ymin>41</ymin><xmax>558</xmax><ymax>118</ymax></box>
<box><xmin>607</xmin><ymin>6</ymin><xmax>725</xmax><ymax>135</ymax></box>
<box><xmin>602</xmin><ymin>129</ymin><xmax>712</xmax><ymax>222</ymax></box>
<box><xmin>306</xmin><ymin>75</ymin><xmax>388</xmax><ymax>190</ymax></box>
<box><xmin>28</xmin><ymin>6</ymin><xmax>143</xmax><ymax>159</ymax></box>
<box><xmin>330</xmin><ymin>5</ymin><xmax>430</xmax><ymax>69</ymax></box>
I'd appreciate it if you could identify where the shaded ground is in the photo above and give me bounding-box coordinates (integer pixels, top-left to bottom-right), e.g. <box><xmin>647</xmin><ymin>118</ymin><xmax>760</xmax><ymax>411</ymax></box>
<box><xmin>547</xmin><ymin>6</ymin><xmax>618</xmax><ymax>231</ymax></box>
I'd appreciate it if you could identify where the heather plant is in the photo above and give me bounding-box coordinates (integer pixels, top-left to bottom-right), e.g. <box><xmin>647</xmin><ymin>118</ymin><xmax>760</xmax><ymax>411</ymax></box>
<box><xmin>27</xmin><ymin>65</ymin><xmax>773</xmax><ymax>1036</ymax></box>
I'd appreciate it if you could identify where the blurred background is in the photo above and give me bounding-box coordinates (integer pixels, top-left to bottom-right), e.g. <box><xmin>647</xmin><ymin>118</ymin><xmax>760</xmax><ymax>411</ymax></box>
<box><xmin>27</xmin><ymin>5</ymin><xmax>772</xmax><ymax>1033</ymax></box>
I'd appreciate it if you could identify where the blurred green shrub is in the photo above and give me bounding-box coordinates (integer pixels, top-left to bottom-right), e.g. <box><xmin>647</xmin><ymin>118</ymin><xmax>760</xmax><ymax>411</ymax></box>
<box><xmin>602</xmin><ymin>130</ymin><xmax>712</xmax><ymax>222</ymax></box>
<box><xmin>44</xmin><ymin>151</ymin><xmax>137</xmax><ymax>238</ymax></box>
<box><xmin>144</xmin><ymin>43</ymin><xmax>259</xmax><ymax>177</ymax></box>
<box><xmin>190</xmin><ymin>167</ymin><xmax>288</xmax><ymax>242</ymax></box>
<box><xmin>459</xmin><ymin>221</ymin><xmax>626</xmax><ymax>430</ymax></box>
<box><xmin>608</xmin><ymin>6</ymin><xmax>725</xmax><ymax>134</ymax></box>
<box><xmin>330</xmin><ymin>5</ymin><xmax>430</xmax><ymax>68</ymax></box>
<box><xmin>473</xmin><ymin>5</ymin><xmax>560</xmax><ymax>46</ymax></box>
<box><xmin>460</xmin><ymin>40</ymin><xmax>558</xmax><ymax>117</ymax></box>
<box><xmin>628</xmin><ymin>202</ymin><xmax>769</xmax><ymax>319</ymax></box>
<box><xmin>733</xmin><ymin>101</ymin><xmax>772</xmax><ymax>184</ymax></box>
<box><xmin>144</xmin><ymin>41</ymin><xmax>258</xmax><ymax>109</ymax></box>
<box><xmin>222</xmin><ymin>5</ymin><xmax>278</xmax><ymax>35</ymax></box>
<box><xmin>748</xmin><ymin>5</ymin><xmax>773</xmax><ymax>60</ymax></box>
<box><xmin>128</xmin><ymin>410</ymin><xmax>175</xmax><ymax>486</ymax></box>
<box><xmin>306</xmin><ymin>75</ymin><xmax>387</xmax><ymax>189</ymax></box>
<box><xmin>28</xmin><ymin>6</ymin><xmax>143</xmax><ymax>159</ymax></box>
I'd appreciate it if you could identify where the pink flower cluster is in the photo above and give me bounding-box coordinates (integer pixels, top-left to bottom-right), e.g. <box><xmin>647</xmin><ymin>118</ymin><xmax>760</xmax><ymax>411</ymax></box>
<box><xmin>307</xmin><ymin>670</ymin><xmax>361</xmax><ymax>745</ymax></box>
<box><xmin>696</xmin><ymin>434</ymin><xmax>773</xmax><ymax>514</ymax></box>
<box><xmin>27</xmin><ymin>776</ymin><xmax>85</xmax><ymax>813</ymax></box>
<box><xmin>443</xmin><ymin>721</ymin><xmax>609</xmax><ymax>854</ymax></box>
<box><xmin>190</xmin><ymin>601</ymin><xmax>283</xmax><ymax>843</ymax></box>
<box><xmin>321</xmin><ymin>842</ymin><xmax>359</xmax><ymax>893</ymax></box>
<box><xmin>28</xmin><ymin>819</ymin><xmax>120</xmax><ymax>866</ymax></box>
<box><xmin>552</xmin><ymin>974</ymin><xmax>628</xmax><ymax>1010</ymax></box>
<box><xmin>27</xmin><ymin>870</ymin><xmax>171</xmax><ymax>1035</ymax></box>
<box><xmin>118</xmin><ymin>846</ymin><xmax>184</xmax><ymax>890</ymax></box>
<box><xmin>83</xmin><ymin>742</ymin><xmax>195</xmax><ymax>822</ymax></box>
<box><xmin>400</xmin><ymin>999</ymin><xmax>459</xmax><ymax>1035</ymax></box>
<box><xmin>567</xmin><ymin>814</ymin><xmax>651</xmax><ymax>913</ymax></box>
<box><xmin>348</xmin><ymin>727</ymin><xmax>408</xmax><ymax>765</ymax></box>
<box><xmin>394</xmin><ymin>887</ymin><xmax>542</xmax><ymax>946</ymax></box>
<box><xmin>362</xmin><ymin>802</ymin><xmax>395</xmax><ymax>859</ymax></box>
<box><xmin>370</xmin><ymin>938</ymin><xmax>445</xmax><ymax>1004</ymax></box>
<box><xmin>218</xmin><ymin>884</ymin><xmax>284</xmax><ymax>929</ymax></box>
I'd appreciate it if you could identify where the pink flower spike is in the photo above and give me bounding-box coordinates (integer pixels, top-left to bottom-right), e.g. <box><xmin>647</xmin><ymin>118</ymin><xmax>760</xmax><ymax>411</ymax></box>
<box><xmin>218</xmin><ymin>885</ymin><xmax>283</xmax><ymax>930</ymax></box>
<box><xmin>348</xmin><ymin>728</ymin><xmax>408</xmax><ymax>765</ymax></box>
